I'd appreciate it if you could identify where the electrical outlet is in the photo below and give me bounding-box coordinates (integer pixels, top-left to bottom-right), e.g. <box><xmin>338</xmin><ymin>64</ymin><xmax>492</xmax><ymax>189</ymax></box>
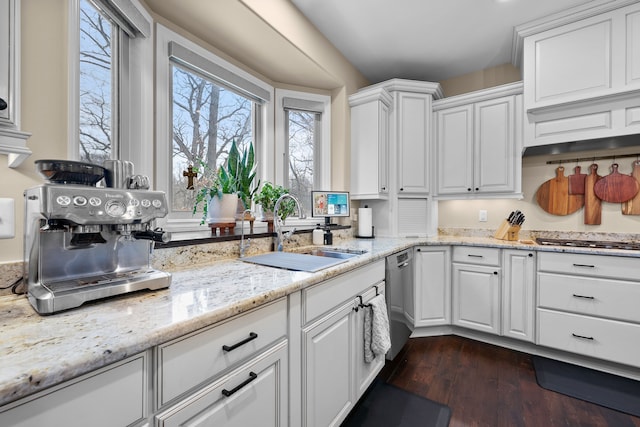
<box><xmin>478</xmin><ymin>209</ymin><xmax>488</xmax><ymax>222</ymax></box>
<box><xmin>0</xmin><ymin>198</ymin><xmax>15</xmax><ymax>238</ymax></box>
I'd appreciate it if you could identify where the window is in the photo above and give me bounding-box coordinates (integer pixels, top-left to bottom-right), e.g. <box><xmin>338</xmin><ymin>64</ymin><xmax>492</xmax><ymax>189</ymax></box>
<box><xmin>276</xmin><ymin>89</ymin><xmax>331</xmax><ymax>218</ymax></box>
<box><xmin>78</xmin><ymin>0</ymin><xmax>115</xmax><ymax>163</ymax></box>
<box><xmin>69</xmin><ymin>0</ymin><xmax>151</xmax><ymax>166</ymax></box>
<box><xmin>155</xmin><ymin>25</ymin><xmax>274</xmax><ymax>231</ymax></box>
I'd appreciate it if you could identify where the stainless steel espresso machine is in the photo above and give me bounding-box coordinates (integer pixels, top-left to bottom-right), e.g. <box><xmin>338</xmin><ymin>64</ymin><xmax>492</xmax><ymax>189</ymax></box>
<box><xmin>24</xmin><ymin>159</ymin><xmax>171</xmax><ymax>314</ymax></box>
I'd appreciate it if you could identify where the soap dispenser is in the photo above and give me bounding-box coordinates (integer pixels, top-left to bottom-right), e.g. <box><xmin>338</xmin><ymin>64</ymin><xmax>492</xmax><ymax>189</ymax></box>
<box><xmin>312</xmin><ymin>224</ymin><xmax>324</xmax><ymax>245</ymax></box>
<box><xmin>323</xmin><ymin>227</ymin><xmax>333</xmax><ymax>245</ymax></box>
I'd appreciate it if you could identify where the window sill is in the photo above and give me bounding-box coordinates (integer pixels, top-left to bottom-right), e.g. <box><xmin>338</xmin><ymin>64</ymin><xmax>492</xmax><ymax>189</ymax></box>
<box><xmin>155</xmin><ymin>224</ymin><xmax>351</xmax><ymax>249</ymax></box>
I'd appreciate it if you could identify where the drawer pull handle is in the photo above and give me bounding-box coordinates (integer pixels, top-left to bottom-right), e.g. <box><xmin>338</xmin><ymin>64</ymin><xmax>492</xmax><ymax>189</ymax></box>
<box><xmin>572</xmin><ymin>294</ymin><xmax>595</xmax><ymax>300</ymax></box>
<box><xmin>573</xmin><ymin>263</ymin><xmax>595</xmax><ymax>268</ymax></box>
<box><xmin>467</xmin><ymin>254</ymin><xmax>484</xmax><ymax>258</ymax></box>
<box><xmin>222</xmin><ymin>332</ymin><xmax>258</xmax><ymax>352</ymax></box>
<box><xmin>222</xmin><ymin>371</ymin><xmax>258</xmax><ymax>397</ymax></box>
<box><xmin>572</xmin><ymin>333</ymin><xmax>594</xmax><ymax>341</ymax></box>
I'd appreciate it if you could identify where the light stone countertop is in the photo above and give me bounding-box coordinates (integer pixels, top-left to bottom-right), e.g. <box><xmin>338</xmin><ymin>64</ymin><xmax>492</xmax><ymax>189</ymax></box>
<box><xmin>1</xmin><ymin>234</ymin><xmax>639</xmax><ymax>406</ymax></box>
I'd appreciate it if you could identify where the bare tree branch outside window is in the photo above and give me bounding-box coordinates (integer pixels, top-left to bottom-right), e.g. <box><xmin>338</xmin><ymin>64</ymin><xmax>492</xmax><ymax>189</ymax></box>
<box><xmin>287</xmin><ymin>110</ymin><xmax>317</xmax><ymax>214</ymax></box>
<box><xmin>79</xmin><ymin>0</ymin><xmax>113</xmax><ymax>164</ymax></box>
<box><xmin>171</xmin><ymin>65</ymin><xmax>253</xmax><ymax>212</ymax></box>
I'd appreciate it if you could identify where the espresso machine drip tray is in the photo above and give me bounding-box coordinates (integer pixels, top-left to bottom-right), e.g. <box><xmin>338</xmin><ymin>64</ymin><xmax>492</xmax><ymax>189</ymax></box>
<box><xmin>28</xmin><ymin>269</ymin><xmax>171</xmax><ymax>314</ymax></box>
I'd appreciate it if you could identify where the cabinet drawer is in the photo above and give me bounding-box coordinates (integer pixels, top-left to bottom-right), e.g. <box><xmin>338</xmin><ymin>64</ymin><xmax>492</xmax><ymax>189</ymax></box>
<box><xmin>538</xmin><ymin>272</ymin><xmax>640</xmax><ymax>323</ymax></box>
<box><xmin>452</xmin><ymin>246</ymin><xmax>500</xmax><ymax>266</ymax></box>
<box><xmin>303</xmin><ymin>260</ymin><xmax>385</xmax><ymax>324</ymax></box>
<box><xmin>537</xmin><ymin>309</ymin><xmax>640</xmax><ymax>368</ymax></box>
<box><xmin>157</xmin><ymin>298</ymin><xmax>287</xmax><ymax>406</ymax></box>
<box><xmin>156</xmin><ymin>341</ymin><xmax>288</xmax><ymax>427</ymax></box>
<box><xmin>538</xmin><ymin>251</ymin><xmax>640</xmax><ymax>281</ymax></box>
<box><xmin>0</xmin><ymin>353</ymin><xmax>147</xmax><ymax>427</ymax></box>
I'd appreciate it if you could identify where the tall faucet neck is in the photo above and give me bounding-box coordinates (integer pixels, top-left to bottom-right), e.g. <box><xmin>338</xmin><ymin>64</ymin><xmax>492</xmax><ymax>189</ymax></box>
<box><xmin>273</xmin><ymin>194</ymin><xmax>304</xmax><ymax>251</ymax></box>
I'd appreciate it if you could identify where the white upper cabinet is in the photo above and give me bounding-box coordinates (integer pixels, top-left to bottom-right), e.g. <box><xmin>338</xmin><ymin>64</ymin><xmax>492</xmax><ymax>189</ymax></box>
<box><xmin>0</xmin><ymin>0</ymin><xmax>31</xmax><ymax>167</ymax></box>
<box><xmin>349</xmin><ymin>88</ymin><xmax>392</xmax><ymax>200</ymax></box>
<box><xmin>396</xmin><ymin>91</ymin><xmax>431</xmax><ymax>195</ymax></box>
<box><xmin>520</xmin><ymin>1</ymin><xmax>640</xmax><ymax>147</ymax></box>
<box><xmin>433</xmin><ymin>82</ymin><xmax>523</xmax><ymax>199</ymax></box>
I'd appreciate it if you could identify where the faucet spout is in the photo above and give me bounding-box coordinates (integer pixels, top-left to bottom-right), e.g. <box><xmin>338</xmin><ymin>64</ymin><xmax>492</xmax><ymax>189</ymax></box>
<box><xmin>273</xmin><ymin>194</ymin><xmax>305</xmax><ymax>251</ymax></box>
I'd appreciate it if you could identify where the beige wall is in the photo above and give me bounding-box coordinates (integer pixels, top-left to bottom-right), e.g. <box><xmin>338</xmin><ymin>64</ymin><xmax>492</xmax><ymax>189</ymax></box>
<box><xmin>0</xmin><ymin>0</ymin><xmax>69</xmax><ymax>263</ymax></box>
<box><xmin>439</xmin><ymin>63</ymin><xmax>521</xmax><ymax>97</ymax></box>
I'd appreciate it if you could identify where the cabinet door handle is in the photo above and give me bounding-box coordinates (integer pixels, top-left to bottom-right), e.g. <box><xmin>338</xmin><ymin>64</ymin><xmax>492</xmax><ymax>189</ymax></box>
<box><xmin>467</xmin><ymin>254</ymin><xmax>483</xmax><ymax>258</ymax></box>
<box><xmin>571</xmin><ymin>333</ymin><xmax>594</xmax><ymax>341</ymax></box>
<box><xmin>0</xmin><ymin>98</ymin><xmax>7</xmax><ymax>111</ymax></box>
<box><xmin>572</xmin><ymin>294</ymin><xmax>595</xmax><ymax>300</ymax></box>
<box><xmin>222</xmin><ymin>332</ymin><xmax>258</xmax><ymax>352</ymax></box>
<box><xmin>573</xmin><ymin>263</ymin><xmax>595</xmax><ymax>268</ymax></box>
<box><xmin>221</xmin><ymin>371</ymin><xmax>258</xmax><ymax>397</ymax></box>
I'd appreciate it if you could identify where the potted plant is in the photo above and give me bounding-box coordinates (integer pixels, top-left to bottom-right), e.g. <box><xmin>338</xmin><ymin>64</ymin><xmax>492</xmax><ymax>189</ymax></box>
<box><xmin>226</xmin><ymin>140</ymin><xmax>260</xmax><ymax>211</ymax></box>
<box><xmin>192</xmin><ymin>160</ymin><xmax>238</xmax><ymax>225</ymax></box>
<box><xmin>253</xmin><ymin>182</ymin><xmax>296</xmax><ymax>231</ymax></box>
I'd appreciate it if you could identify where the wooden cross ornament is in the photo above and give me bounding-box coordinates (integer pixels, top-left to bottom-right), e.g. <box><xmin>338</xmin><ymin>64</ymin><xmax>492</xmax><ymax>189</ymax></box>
<box><xmin>183</xmin><ymin>165</ymin><xmax>198</xmax><ymax>190</ymax></box>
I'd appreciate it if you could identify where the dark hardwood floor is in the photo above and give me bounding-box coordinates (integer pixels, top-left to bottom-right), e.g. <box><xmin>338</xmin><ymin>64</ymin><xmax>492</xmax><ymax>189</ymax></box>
<box><xmin>378</xmin><ymin>336</ymin><xmax>640</xmax><ymax>427</ymax></box>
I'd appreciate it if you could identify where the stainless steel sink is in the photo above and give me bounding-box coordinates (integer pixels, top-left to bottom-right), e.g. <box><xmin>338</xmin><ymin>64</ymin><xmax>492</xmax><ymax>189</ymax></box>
<box><xmin>299</xmin><ymin>248</ymin><xmax>367</xmax><ymax>259</ymax></box>
<box><xmin>241</xmin><ymin>248</ymin><xmax>367</xmax><ymax>272</ymax></box>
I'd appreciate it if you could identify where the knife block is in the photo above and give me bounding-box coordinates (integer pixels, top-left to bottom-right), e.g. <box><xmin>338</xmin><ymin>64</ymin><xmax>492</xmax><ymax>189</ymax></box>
<box><xmin>493</xmin><ymin>219</ymin><xmax>520</xmax><ymax>241</ymax></box>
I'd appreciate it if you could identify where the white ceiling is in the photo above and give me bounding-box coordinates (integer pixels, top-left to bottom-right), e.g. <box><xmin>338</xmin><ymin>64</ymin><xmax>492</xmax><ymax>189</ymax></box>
<box><xmin>290</xmin><ymin>0</ymin><xmax>595</xmax><ymax>83</ymax></box>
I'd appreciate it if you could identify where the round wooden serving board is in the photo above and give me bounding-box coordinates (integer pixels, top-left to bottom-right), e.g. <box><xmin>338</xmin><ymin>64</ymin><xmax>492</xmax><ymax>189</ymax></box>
<box><xmin>536</xmin><ymin>166</ymin><xmax>584</xmax><ymax>216</ymax></box>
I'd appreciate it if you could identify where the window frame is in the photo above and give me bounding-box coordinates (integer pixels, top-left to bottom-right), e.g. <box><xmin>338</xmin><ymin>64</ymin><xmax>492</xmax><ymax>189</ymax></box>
<box><xmin>275</xmin><ymin>88</ymin><xmax>331</xmax><ymax>224</ymax></box>
<box><xmin>67</xmin><ymin>0</ymin><xmax>153</xmax><ymax>176</ymax></box>
<box><xmin>155</xmin><ymin>24</ymin><xmax>274</xmax><ymax>233</ymax></box>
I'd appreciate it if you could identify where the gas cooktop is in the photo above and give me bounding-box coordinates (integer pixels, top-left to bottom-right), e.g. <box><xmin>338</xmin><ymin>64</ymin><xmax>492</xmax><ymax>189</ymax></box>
<box><xmin>535</xmin><ymin>238</ymin><xmax>640</xmax><ymax>251</ymax></box>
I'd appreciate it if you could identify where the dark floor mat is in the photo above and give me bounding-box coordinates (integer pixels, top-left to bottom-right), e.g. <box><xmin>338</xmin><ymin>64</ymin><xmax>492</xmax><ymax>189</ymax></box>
<box><xmin>532</xmin><ymin>355</ymin><xmax>640</xmax><ymax>417</ymax></box>
<box><xmin>341</xmin><ymin>379</ymin><xmax>451</xmax><ymax>427</ymax></box>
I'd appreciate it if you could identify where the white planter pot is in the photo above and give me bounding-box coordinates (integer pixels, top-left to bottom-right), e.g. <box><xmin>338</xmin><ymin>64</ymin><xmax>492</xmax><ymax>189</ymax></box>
<box><xmin>207</xmin><ymin>194</ymin><xmax>238</xmax><ymax>223</ymax></box>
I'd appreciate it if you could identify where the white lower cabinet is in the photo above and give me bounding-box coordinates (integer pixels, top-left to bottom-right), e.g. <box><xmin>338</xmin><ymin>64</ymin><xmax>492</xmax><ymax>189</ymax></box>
<box><xmin>155</xmin><ymin>341</ymin><xmax>288</xmax><ymax>427</ymax></box>
<box><xmin>0</xmin><ymin>352</ymin><xmax>149</xmax><ymax>427</ymax></box>
<box><xmin>501</xmin><ymin>249</ymin><xmax>535</xmax><ymax>342</ymax></box>
<box><xmin>413</xmin><ymin>246</ymin><xmax>451</xmax><ymax>327</ymax></box>
<box><xmin>452</xmin><ymin>247</ymin><xmax>501</xmax><ymax>335</ymax></box>
<box><xmin>537</xmin><ymin>252</ymin><xmax>640</xmax><ymax>368</ymax></box>
<box><xmin>300</xmin><ymin>261</ymin><xmax>386</xmax><ymax>427</ymax></box>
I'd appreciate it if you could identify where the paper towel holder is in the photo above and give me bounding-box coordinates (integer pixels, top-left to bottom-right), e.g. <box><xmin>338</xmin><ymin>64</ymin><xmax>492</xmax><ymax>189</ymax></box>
<box><xmin>356</xmin><ymin>204</ymin><xmax>375</xmax><ymax>239</ymax></box>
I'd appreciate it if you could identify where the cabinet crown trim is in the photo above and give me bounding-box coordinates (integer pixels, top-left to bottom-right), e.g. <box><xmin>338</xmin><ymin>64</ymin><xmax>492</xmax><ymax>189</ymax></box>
<box><xmin>349</xmin><ymin>87</ymin><xmax>393</xmax><ymax>107</ymax></box>
<box><xmin>432</xmin><ymin>81</ymin><xmax>523</xmax><ymax>111</ymax></box>
<box><xmin>363</xmin><ymin>78</ymin><xmax>444</xmax><ymax>100</ymax></box>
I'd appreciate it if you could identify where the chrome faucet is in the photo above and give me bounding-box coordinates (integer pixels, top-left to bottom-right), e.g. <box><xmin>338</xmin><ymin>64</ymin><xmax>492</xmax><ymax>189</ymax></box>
<box><xmin>240</xmin><ymin>209</ymin><xmax>252</xmax><ymax>258</ymax></box>
<box><xmin>273</xmin><ymin>194</ymin><xmax>305</xmax><ymax>251</ymax></box>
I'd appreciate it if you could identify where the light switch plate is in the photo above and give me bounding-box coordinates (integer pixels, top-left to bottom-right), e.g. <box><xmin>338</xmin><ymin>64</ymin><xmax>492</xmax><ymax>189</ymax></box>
<box><xmin>478</xmin><ymin>209</ymin><xmax>488</xmax><ymax>222</ymax></box>
<box><xmin>0</xmin><ymin>198</ymin><xmax>15</xmax><ymax>238</ymax></box>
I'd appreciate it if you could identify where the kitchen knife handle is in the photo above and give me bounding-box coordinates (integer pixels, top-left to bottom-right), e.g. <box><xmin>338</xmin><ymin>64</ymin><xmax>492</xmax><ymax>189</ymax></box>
<box><xmin>221</xmin><ymin>372</ymin><xmax>258</xmax><ymax>397</ymax></box>
<box><xmin>222</xmin><ymin>332</ymin><xmax>258</xmax><ymax>352</ymax></box>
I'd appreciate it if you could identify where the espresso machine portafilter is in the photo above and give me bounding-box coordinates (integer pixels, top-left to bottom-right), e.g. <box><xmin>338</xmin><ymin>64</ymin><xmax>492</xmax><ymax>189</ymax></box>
<box><xmin>24</xmin><ymin>160</ymin><xmax>172</xmax><ymax>314</ymax></box>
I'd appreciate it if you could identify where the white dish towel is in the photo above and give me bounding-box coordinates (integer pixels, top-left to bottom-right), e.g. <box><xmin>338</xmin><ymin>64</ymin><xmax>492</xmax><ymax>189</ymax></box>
<box><xmin>363</xmin><ymin>293</ymin><xmax>391</xmax><ymax>363</ymax></box>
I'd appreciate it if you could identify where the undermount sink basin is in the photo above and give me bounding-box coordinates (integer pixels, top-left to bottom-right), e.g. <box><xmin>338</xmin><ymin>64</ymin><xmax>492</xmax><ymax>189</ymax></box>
<box><xmin>299</xmin><ymin>248</ymin><xmax>367</xmax><ymax>259</ymax></box>
<box><xmin>241</xmin><ymin>248</ymin><xmax>367</xmax><ymax>272</ymax></box>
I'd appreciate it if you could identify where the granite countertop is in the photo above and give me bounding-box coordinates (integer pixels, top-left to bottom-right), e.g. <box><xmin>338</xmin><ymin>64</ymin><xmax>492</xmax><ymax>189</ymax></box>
<box><xmin>1</xmin><ymin>234</ymin><xmax>639</xmax><ymax>406</ymax></box>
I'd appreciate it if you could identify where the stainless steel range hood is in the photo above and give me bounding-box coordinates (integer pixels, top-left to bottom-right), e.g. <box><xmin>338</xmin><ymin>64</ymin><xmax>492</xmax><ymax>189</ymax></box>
<box><xmin>523</xmin><ymin>134</ymin><xmax>640</xmax><ymax>157</ymax></box>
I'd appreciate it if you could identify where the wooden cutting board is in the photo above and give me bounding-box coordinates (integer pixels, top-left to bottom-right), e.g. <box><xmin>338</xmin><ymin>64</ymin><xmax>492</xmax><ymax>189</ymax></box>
<box><xmin>594</xmin><ymin>163</ymin><xmax>640</xmax><ymax>203</ymax></box>
<box><xmin>622</xmin><ymin>160</ymin><xmax>640</xmax><ymax>215</ymax></box>
<box><xmin>536</xmin><ymin>166</ymin><xmax>584</xmax><ymax>215</ymax></box>
<box><xmin>584</xmin><ymin>164</ymin><xmax>602</xmax><ymax>225</ymax></box>
<box><xmin>568</xmin><ymin>165</ymin><xmax>587</xmax><ymax>195</ymax></box>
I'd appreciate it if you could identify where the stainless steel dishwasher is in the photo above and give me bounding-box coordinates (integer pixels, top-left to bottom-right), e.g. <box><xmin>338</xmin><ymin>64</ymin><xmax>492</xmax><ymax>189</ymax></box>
<box><xmin>385</xmin><ymin>249</ymin><xmax>414</xmax><ymax>360</ymax></box>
